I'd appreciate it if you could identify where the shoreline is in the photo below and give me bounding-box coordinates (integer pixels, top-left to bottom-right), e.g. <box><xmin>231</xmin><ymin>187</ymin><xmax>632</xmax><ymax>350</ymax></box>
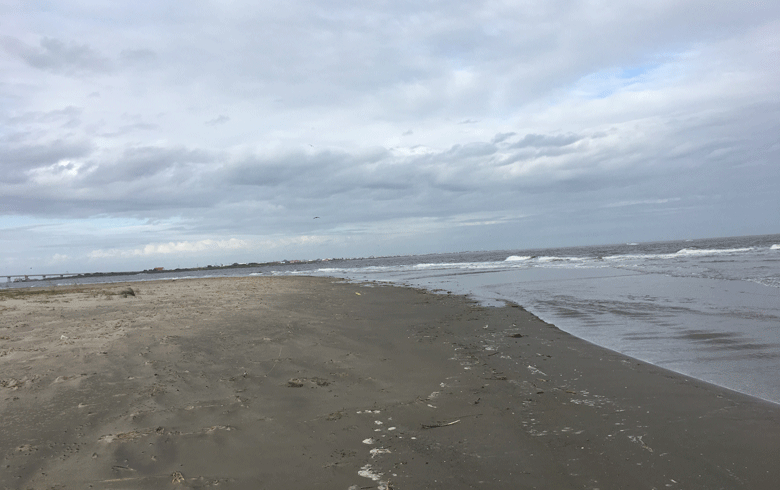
<box><xmin>2</xmin><ymin>276</ymin><xmax>779</xmax><ymax>489</ymax></box>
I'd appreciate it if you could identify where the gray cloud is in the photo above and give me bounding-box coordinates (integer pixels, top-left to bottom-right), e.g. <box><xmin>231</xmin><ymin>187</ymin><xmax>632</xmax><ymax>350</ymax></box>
<box><xmin>1</xmin><ymin>140</ymin><xmax>93</xmax><ymax>183</ymax></box>
<box><xmin>492</xmin><ymin>132</ymin><xmax>516</xmax><ymax>144</ymax></box>
<box><xmin>8</xmin><ymin>106</ymin><xmax>82</xmax><ymax>125</ymax></box>
<box><xmin>1</xmin><ymin>36</ymin><xmax>112</xmax><ymax>74</ymax></box>
<box><xmin>84</xmin><ymin>146</ymin><xmax>214</xmax><ymax>185</ymax></box>
<box><xmin>119</xmin><ymin>48</ymin><xmax>157</xmax><ymax>65</ymax></box>
<box><xmin>510</xmin><ymin>133</ymin><xmax>582</xmax><ymax>149</ymax></box>
<box><xmin>205</xmin><ymin>115</ymin><xmax>230</xmax><ymax>126</ymax></box>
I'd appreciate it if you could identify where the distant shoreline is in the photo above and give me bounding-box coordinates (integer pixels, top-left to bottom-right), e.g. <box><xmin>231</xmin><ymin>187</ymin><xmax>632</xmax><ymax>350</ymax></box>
<box><xmin>1</xmin><ymin>258</ymin><xmax>350</xmax><ymax>286</ymax></box>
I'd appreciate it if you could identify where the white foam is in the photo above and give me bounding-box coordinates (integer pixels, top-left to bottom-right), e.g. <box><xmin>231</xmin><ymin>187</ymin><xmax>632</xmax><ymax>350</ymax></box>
<box><xmin>505</xmin><ymin>255</ymin><xmax>532</xmax><ymax>262</ymax></box>
<box><xmin>604</xmin><ymin>253</ymin><xmax>664</xmax><ymax>261</ymax></box>
<box><xmin>310</xmin><ymin>243</ymin><xmax>766</xmax><ymax>281</ymax></box>
<box><xmin>536</xmin><ymin>256</ymin><xmax>586</xmax><ymax>263</ymax></box>
<box><xmin>605</xmin><ymin>247</ymin><xmax>755</xmax><ymax>262</ymax></box>
<box><xmin>771</xmin><ymin>244</ymin><xmax>780</xmax><ymax>250</ymax></box>
<box><xmin>747</xmin><ymin>277</ymin><xmax>780</xmax><ymax>289</ymax></box>
<box><xmin>675</xmin><ymin>247</ymin><xmax>753</xmax><ymax>256</ymax></box>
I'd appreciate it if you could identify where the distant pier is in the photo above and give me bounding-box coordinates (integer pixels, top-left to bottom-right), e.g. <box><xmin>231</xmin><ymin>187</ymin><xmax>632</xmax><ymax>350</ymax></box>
<box><xmin>5</xmin><ymin>273</ymin><xmax>77</xmax><ymax>283</ymax></box>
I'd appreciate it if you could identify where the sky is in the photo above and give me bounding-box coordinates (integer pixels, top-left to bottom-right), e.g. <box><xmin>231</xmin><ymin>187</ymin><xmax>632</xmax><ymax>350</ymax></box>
<box><xmin>1</xmin><ymin>1</ymin><xmax>779</xmax><ymax>275</ymax></box>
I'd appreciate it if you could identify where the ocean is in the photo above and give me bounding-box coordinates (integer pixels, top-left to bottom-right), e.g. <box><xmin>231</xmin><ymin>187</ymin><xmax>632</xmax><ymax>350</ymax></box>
<box><xmin>305</xmin><ymin>234</ymin><xmax>780</xmax><ymax>405</ymax></box>
<box><xmin>6</xmin><ymin>234</ymin><xmax>780</xmax><ymax>404</ymax></box>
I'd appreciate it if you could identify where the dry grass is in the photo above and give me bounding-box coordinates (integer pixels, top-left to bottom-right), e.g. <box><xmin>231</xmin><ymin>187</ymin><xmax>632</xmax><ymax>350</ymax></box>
<box><xmin>0</xmin><ymin>286</ymin><xmax>137</xmax><ymax>300</ymax></box>
<box><xmin>0</xmin><ymin>288</ymin><xmax>72</xmax><ymax>300</ymax></box>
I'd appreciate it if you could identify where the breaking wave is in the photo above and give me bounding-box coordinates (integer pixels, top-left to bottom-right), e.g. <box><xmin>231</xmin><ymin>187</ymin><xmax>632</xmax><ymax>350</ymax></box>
<box><xmin>505</xmin><ymin>255</ymin><xmax>532</xmax><ymax>262</ymax></box>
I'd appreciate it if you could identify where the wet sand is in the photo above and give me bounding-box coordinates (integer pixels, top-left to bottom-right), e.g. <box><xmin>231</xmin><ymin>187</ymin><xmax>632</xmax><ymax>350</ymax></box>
<box><xmin>1</xmin><ymin>276</ymin><xmax>779</xmax><ymax>489</ymax></box>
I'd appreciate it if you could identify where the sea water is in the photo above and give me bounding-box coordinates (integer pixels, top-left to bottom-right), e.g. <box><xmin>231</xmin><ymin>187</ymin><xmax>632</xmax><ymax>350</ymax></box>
<box><xmin>305</xmin><ymin>234</ymin><xmax>780</xmax><ymax>405</ymax></box>
<box><xmin>7</xmin><ymin>234</ymin><xmax>779</xmax><ymax>404</ymax></box>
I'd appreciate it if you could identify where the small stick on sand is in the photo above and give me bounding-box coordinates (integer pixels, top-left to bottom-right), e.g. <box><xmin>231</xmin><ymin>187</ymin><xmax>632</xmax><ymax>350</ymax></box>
<box><xmin>421</xmin><ymin>419</ymin><xmax>461</xmax><ymax>429</ymax></box>
<box><xmin>263</xmin><ymin>346</ymin><xmax>283</xmax><ymax>377</ymax></box>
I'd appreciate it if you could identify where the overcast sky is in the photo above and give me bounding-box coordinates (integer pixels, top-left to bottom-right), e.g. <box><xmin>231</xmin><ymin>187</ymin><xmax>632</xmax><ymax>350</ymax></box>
<box><xmin>2</xmin><ymin>1</ymin><xmax>779</xmax><ymax>274</ymax></box>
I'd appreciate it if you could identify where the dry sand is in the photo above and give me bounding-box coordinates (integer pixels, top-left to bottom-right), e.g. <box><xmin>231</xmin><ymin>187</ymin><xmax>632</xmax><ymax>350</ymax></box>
<box><xmin>1</xmin><ymin>276</ymin><xmax>779</xmax><ymax>489</ymax></box>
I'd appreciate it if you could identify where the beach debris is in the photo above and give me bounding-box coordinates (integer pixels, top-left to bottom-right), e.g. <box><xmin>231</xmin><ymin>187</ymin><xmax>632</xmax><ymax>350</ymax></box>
<box><xmin>15</xmin><ymin>444</ymin><xmax>36</xmax><ymax>453</ymax></box>
<box><xmin>362</xmin><ymin>438</ymin><xmax>376</xmax><ymax>445</ymax></box>
<box><xmin>1</xmin><ymin>378</ymin><xmax>22</xmax><ymax>389</ymax></box>
<box><xmin>52</xmin><ymin>374</ymin><xmax>85</xmax><ymax>384</ymax></box>
<box><xmin>171</xmin><ymin>471</ymin><xmax>185</xmax><ymax>483</ymax></box>
<box><xmin>326</xmin><ymin>410</ymin><xmax>346</xmax><ymax>421</ymax></box>
<box><xmin>286</xmin><ymin>376</ymin><xmax>330</xmax><ymax>388</ymax></box>
<box><xmin>421</xmin><ymin>419</ymin><xmax>461</xmax><ymax>429</ymax></box>
<box><xmin>261</xmin><ymin>345</ymin><xmax>284</xmax><ymax>377</ymax></box>
<box><xmin>527</xmin><ymin>365</ymin><xmax>547</xmax><ymax>376</ymax></box>
<box><xmin>204</xmin><ymin>425</ymin><xmax>232</xmax><ymax>433</ymax></box>
<box><xmin>358</xmin><ymin>464</ymin><xmax>382</xmax><ymax>481</ymax></box>
<box><xmin>508</xmin><ymin>333</ymin><xmax>524</xmax><ymax>338</ymax></box>
<box><xmin>629</xmin><ymin>435</ymin><xmax>654</xmax><ymax>453</ymax></box>
<box><xmin>99</xmin><ymin>426</ymin><xmax>165</xmax><ymax>443</ymax></box>
<box><xmin>570</xmin><ymin>399</ymin><xmax>597</xmax><ymax>407</ymax></box>
<box><xmin>370</xmin><ymin>448</ymin><xmax>391</xmax><ymax>458</ymax></box>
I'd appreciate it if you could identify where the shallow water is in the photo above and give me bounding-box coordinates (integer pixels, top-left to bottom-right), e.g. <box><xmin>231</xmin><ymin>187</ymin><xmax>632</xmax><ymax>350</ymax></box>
<box><xmin>303</xmin><ymin>234</ymin><xmax>780</xmax><ymax>404</ymax></box>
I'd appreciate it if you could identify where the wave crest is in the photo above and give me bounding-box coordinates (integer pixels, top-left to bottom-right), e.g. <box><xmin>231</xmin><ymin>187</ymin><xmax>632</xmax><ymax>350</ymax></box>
<box><xmin>675</xmin><ymin>247</ymin><xmax>753</xmax><ymax>256</ymax></box>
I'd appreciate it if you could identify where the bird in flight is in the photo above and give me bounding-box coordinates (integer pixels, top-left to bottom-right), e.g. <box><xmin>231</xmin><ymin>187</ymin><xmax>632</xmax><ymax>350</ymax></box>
<box><xmin>313</xmin><ymin>217</ymin><xmax>320</xmax><ymax>219</ymax></box>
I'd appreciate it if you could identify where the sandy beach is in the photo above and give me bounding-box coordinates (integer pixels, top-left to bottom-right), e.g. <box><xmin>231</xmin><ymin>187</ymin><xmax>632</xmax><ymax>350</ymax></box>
<box><xmin>1</xmin><ymin>276</ymin><xmax>779</xmax><ymax>489</ymax></box>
